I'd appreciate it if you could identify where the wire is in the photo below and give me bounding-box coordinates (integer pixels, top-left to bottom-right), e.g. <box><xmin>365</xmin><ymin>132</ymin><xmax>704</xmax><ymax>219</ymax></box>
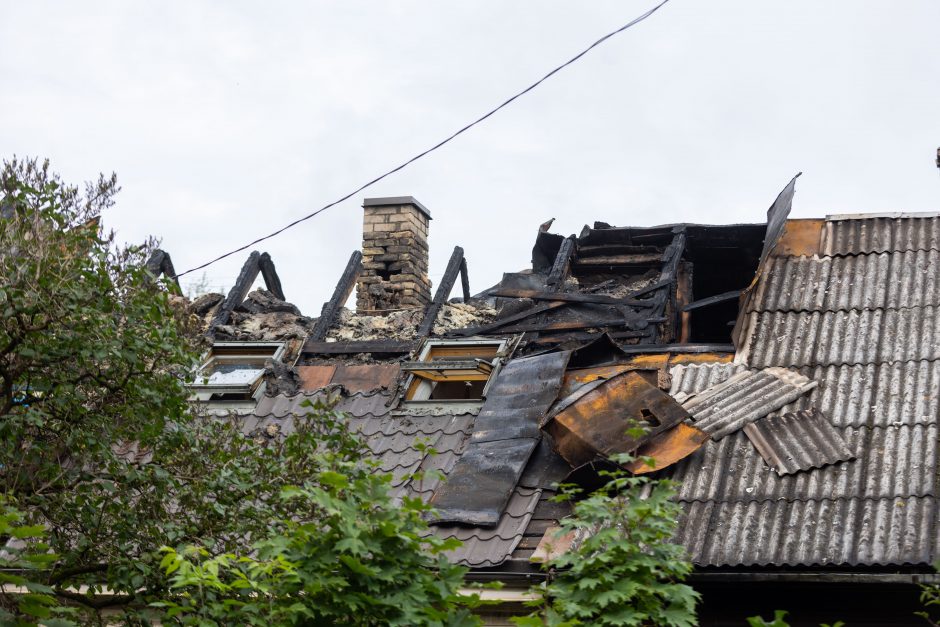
<box><xmin>173</xmin><ymin>0</ymin><xmax>672</xmax><ymax>279</ymax></box>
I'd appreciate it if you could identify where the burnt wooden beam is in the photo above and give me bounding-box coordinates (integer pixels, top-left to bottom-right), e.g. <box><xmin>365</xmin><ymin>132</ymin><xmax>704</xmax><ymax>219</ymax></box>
<box><xmin>488</xmin><ymin>288</ymin><xmax>656</xmax><ymax>308</ymax></box>
<box><xmin>546</xmin><ymin>237</ymin><xmax>575</xmax><ymax>289</ymax></box>
<box><xmin>495</xmin><ymin>316</ymin><xmax>663</xmax><ymax>335</ymax></box>
<box><xmin>309</xmin><ymin>250</ymin><xmax>363</xmax><ymax>342</ymax></box>
<box><xmin>208</xmin><ymin>251</ymin><xmax>261</xmax><ymax>334</ymax></box>
<box><xmin>459</xmin><ymin>258</ymin><xmax>471</xmax><ymax>303</ymax></box>
<box><xmin>258</xmin><ymin>252</ymin><xmax>285</xmax><ymax>301</ymax></box>
<box><xmin>144</xmin><ymin>249</ymin><xmax>182</xmax><ymax>294</ymax></box>
<box><xmin>682</xmin><ymin>289</ymin><xmax>743</xmax><ymax>312</ymax></box>
<box><xmin>302</xmin><ymin>339</ymin><xmax>414</xmax><ymax>355</ymax></box>
<box><xmin>417</xmin><ymin>246</ymin><xmax>464</xmax><ymax>337</ymax></box>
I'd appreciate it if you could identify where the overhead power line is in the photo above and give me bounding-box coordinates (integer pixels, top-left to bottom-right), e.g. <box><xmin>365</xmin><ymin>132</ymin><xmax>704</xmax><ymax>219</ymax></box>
<box><xmin>174</xmin><ymin>0</ymin><xmax>672</xmax><ymax>279</ymax></box>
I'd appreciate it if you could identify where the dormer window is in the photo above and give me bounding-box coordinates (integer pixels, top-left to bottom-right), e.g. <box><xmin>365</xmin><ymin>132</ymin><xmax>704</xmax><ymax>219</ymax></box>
<box><xmin>401</xmin><ymin>339</ymin><xmax>508</xmax><ymax>402</ymax></box>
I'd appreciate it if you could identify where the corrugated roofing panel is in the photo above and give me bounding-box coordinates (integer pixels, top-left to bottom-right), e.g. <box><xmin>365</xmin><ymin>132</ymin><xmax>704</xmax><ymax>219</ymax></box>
<box><xmin>675</xmin><ymin>497</ymin><xmax>938</xmax><ymax>567</ymax></box>
<box><xmin>668</xmin><ymin>424</ymin><xmax>936</xmax><ymax>503</ymax></box>
<box><xmin>249</xmin><ymin>389</ymin><xmax>544</xmax><ymax>569</ymax></box>
<box><xmin>751</xmin><ymin>251</ymin><xmax>940</xmax><ymax>312</ymax></box>
<box><xmin>744</xmin><ymin>409</ymin><xmax>855</xmax><ymax>475</ymax></box>
<box><xmin>680</xmin><ymin>367</ymin><xmax>816</xmax><ymax>440</ymax></box>
<box><xmin>821</xmin><ymin>217</ymin><xmax>940</xmax><ymax>256</ymax></box>
<box><xmin>737</xmin><ymin>309</ymin><xmax>940</xmax><ymax>367</ymax></box>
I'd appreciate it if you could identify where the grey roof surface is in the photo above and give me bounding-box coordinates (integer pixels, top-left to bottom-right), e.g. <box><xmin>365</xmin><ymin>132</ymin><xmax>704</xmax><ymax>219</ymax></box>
<box><xmin>679</xmin><ymin>367</ymin><xmax>816</xmax><ymax>440</ymax></box>
<box><xmin>666</xmin><ymin>216</ymin><xmax>940</xmax><ymax>567</ymax></box>
<box><xmin>249</xmin><ymin>387</ymin><xmax>554</xmax><ymax>569</ymax></box>
<box><xmin>744</xmin><ymin>409</ymin><xmax>855</xmax><ymax>476</ymax></box>
<box><xmin>821</xmin><ymin>215</ymin><xmax>940</xmax><ymax>255</ymax></box>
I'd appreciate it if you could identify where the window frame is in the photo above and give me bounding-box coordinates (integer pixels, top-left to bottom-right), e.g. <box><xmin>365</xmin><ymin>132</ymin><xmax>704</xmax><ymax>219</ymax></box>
<box><xmin>187</xmin><ymin>341</ymin><xmax>286</xmax><ymax>411</ymax></box>
<box><xmin>402</xmin><ymin>338</ymin><xmax>510</xmax><ymax>404</ymax></box>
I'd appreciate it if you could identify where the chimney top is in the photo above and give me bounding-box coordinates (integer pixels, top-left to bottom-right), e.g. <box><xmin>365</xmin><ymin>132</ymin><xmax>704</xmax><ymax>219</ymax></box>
<box><xmin>363</xmin><ymin>196</ymin><xmax>432</xmax><ymax>220</ymax></box>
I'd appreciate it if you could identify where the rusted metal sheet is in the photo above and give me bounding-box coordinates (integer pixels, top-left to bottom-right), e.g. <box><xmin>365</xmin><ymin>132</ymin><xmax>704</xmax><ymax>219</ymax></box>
<box><xmin>771</xmin><ymin>218</ymin><xmax>823</xmax><ymax>258</ymax></box>
<box><xmin>623</xmin><ymin>422</ymin><xmax>709</xmax><ymax>475</ymax></box>
<box><xmin>680</xmin><ymin>367</ymin><xmax>817</xmax><ymax>440</ymax></box>
<box><xmin>430</xmin><ymin>352</ymin><xmax>571</xmax><ymax>527</ymax></box>
<box><xmin>744</xmin><ymin>408</ymin><xmax>855</xmax><ymax>476</ymax></box>
<box><xmin>558</xmin><ymin>365</ymin><xmax>658</xmax><ymax>399</ymax></box>
<box><xmin>331</xmin><ymin>364</ymin><xmax>400</xmax><ymax>393</ymax></box>
<box><xmin>545</xmin><ymin>371</ymin><xmax>691</xmax><ymax>468</ymax></box>
<box><xmin>296</xmin><ymin>365</ymin><xmax>336</xmax><ymax>391</ymax></box>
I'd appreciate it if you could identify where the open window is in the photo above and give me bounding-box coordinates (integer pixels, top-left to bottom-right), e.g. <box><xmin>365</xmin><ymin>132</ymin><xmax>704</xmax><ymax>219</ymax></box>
<box><xmin>188</xmin><ymin>342</ymin><xmax>285</xmax><ymax>411</ymax></box>
<box><xmin>402</xmin><ymin>339</ymin><xmax>508</xmax><ymax>402</ymax></box>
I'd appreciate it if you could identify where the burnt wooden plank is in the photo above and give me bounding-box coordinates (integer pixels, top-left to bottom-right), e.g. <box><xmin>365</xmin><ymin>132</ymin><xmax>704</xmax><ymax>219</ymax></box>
<box><xmin>208</xmin><ymin>251</ymin><xmax>261</xmax><ymax>333</ymax></box>
<box><xmin>546</xmin><ymin>237</ymin><xmax>575</xmax><ymax>289</ymax></box>
<box><xmin>309</xmin><ymin>250</ymin><xmax>363</xmax><ymax>342</ymax></box>
<box><xmin>573</xmin><ymin>252</ymin><xmax>663</xmax><ymax>266</ymax></box>
<box><xmin>459</xmin><ymin>258</ymin><xmax>471</xmax><ymax>303</ymax></box>
<box><xmin>144</xmin><ymin>249</ymin><xmax>181</xmax><ymax>294</ymax></box>
<box><xmin>417</xmin><ymin>246</ymin><xmax>464</xmax><ymax>337</ymax></box>
<box><xmin>496</xmin><ymin>316</ymin><xmax>651</xmax><ymax>335</ymax></box>
<box><xmin>488</xmin><ymin>289</ymin><xmax>656</xmax><ymax>307</ymax></box>
<box><xmin>682</xmin><ymin>289</ymin><xmax>742</xmax><ymax>312</ymax></box>
<box><xmin>258</xmin><ymin>252</ymin><xmax>285</xmax><ymax>301</ymax></box>
<box><xmin>302</xmin><ymin>339</ymin><xmax>415</xmax><ymax>355</ymax></box>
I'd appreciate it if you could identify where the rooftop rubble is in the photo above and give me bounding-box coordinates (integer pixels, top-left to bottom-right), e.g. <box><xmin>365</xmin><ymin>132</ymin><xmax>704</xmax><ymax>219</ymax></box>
<box><xmin>175</xmin><ymin>177</ymin><xmax>940</xmax><ymax>573</ymax></box>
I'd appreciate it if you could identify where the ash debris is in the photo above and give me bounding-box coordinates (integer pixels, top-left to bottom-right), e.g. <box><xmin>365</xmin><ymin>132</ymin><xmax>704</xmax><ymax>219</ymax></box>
<box><xmin>326</xmin><ymin>301</ymin><xmax>497</xmax><ymax>342</ymax></box>
<box><xmin>190</xmin><ymin>289</ymin><xmax>316</xmax><ymax>341</ymax></box>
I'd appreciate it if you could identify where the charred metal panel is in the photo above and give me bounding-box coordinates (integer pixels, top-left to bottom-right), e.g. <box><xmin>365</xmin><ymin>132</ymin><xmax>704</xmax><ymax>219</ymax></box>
<box><xmin>545</xmin><ymin>371</ymin><xmax>691</xmax><ymax>468</ymax></box>
<box><xmin>429</xmin><ymin>351</ymin><xmax>570</xmax><ymax>527</ymax></box>
<box><xmin>744</xmin><ymin>409</ymin><xmax>854</xmax><ymax>476</ymax></box>
<box><xmin>518</xmin><ymin>435</ymin><xmax>572</xmax><ymax>489</ymax></box>
<box><xmin>758</xmin><ymin>173</ymin><xmax>801</xmax><ymax>268</ymax></box>
<box><xmin>428</xmin><ymin>438</ymin><xmax>539</xmax><ymax>526</ymax></box>
<box><xmin>680</xmin><ymin>367</ymin><xmax>817</xmax><ymax>440</ymax></box>
<box><xmin>471</xmin><ymin>351</ymin><xmax>571</xmax><ymax>443</ymax></box>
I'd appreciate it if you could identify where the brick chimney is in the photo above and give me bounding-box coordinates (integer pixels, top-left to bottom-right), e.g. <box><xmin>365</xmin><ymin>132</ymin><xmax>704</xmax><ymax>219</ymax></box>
<box><xmin>357</xmin><ymin>196</ymin><xmax>432</xmax><ymax>312</ymax></box>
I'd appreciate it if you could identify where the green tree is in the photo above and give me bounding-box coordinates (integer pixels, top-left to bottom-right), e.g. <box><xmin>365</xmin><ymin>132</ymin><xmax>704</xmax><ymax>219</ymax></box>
<box><xmin>0</xmin><ymin>157</ymin><xmax>480</xmax><ymax>624</ymax></box>
<box><xmin>514</xmin><ymin>452</ymin><xmax>699</xmax><ymax>627</ymax></box>
<box><xmin>156</xmin><ymin>401</ymin><xmax>481</xmax><ymax>626</ymax></box>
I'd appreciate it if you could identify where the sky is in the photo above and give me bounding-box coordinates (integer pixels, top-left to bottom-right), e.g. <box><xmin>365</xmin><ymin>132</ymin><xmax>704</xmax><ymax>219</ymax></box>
<box><xmin>3</xmin><ymin>1</ymin><xmax>939</xmax><ymax>314</ymax></box>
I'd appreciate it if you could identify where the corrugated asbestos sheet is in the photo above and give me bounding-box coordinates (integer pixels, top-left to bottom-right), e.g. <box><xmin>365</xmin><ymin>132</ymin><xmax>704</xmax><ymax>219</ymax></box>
<box><xmin>744</xmin><ymin>409</ymin><xmax>854</xmax><ymax>476</ymax></box>
<box><xmin>821</xmin><ymin>216</ymin><xmax>940</xmax><ymax>256</ymax></box>
<box><xmin>248</xmin><ymin>378</ymin><xmax>558</xmax><ymax>568</ymax></box>
<box><xmin>670</xmin><ymin>216</ymin><xmax>940</xmax><ymax>567</ymax></box>
<box><xmin>749</xmin><ymin>251</ymin><xmax>940</xmax><ymax>312</ymax></box>
<box><xmin>679</xmin><ymin>367</ymin><xmax>816</xmax><ymax>440</ymax></box>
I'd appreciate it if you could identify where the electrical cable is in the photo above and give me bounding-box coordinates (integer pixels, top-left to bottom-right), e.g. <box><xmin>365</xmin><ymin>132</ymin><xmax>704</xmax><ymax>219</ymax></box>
<box><xmin>173</xmin><ymin>0</ymin><xmax>671</xmax><ymax>279</ymax></box>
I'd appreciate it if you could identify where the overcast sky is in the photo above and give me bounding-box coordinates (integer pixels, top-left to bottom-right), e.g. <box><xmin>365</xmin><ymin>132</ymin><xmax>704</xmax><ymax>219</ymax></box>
<box><xmin>3</xmin><ymin>1</ymin><xmax>939</xmax><ymax>313</ymax></box>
